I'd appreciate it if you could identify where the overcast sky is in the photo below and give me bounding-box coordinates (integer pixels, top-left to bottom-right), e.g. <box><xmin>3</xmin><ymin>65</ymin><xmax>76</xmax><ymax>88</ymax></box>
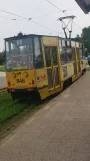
<box><xmin>0</xmin><ymin>0</ymin><xmax>90</xmax><ymax>51</ymax></box>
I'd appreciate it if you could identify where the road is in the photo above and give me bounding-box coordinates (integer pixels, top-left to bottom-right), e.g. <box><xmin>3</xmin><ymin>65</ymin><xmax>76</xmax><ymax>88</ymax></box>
<box><xmin>0</xmin><ymin>72</ymin><xmax>90</xmax><ymax>161</ymax></box>
<box><xmin>0</xmin><ymin>72</ymin><xmax>7</xmax><ymax>89</ymax></box>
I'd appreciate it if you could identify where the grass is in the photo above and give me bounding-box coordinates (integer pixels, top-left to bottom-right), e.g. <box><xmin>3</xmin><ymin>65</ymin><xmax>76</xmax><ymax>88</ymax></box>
<box><xmin>0</xmin><ymin>93</ymin><xmax>23</xmax><ymax>122</ymax></box>
<box><xmin>0</xmin><ymin>92</ymin><xmax>36</xmax><ymax>123</ymax></box>
<box><xmin>0</xmin><ymin>92</ymin><xmax>42</xmax><ymax>141</ymax></box>
<box><xmin>0</xmin><ymin>65</ymin><xmax>6</xmax><ymax>72</ymax></box>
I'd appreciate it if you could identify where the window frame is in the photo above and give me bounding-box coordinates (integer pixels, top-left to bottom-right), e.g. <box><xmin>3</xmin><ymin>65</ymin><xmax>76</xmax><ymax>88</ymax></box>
<box><xmin>44</xmin><ymin>46</ymin><xmax>58</xmax><ymax>67</ymax></box>
<box><xmin>52</xmin><ymin>46</ymin><xmax>58</xmax><ymax>66</ymax></box>
<box><xmin>5</xmin><ymin>37</ymin><xmax>34</xmax><ymax>71</ymax></box>
<box><xmin>44</xmin><ymin>46</ymin><xmax>51</xmax><ymax>67</ymax></box>
<box><xmin>59</xmin><ymin>39</ymin><xmax>68</xmax><ymax>65</ymax></box>
<box><xmin>66</xmin><ymin>47</ymin><xmax>73</xmax><ymax>63</ymax></box>
<box><xmin>34</xmin><ymin>36</ymin><xmax>44</xmax><ymax>69</ymax></box>
<box><xmin>59</xmin><ymin>39</ymin><xmax>73</xmax><ymax>64</ymax></box>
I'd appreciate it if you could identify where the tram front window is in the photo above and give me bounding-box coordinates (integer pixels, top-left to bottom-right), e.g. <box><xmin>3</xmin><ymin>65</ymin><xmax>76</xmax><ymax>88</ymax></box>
<box><xmin>5</xmin><ymin>38</ymin><xmax>33</xmax><ymax>71</ymax></box>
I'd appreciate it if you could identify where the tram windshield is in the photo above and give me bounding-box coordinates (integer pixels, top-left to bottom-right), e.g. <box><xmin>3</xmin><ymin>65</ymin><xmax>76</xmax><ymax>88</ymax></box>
<box><xmin>5</xmin><ymin>38</ymin><xmax>33</xmax><ymax>71</ymax></box>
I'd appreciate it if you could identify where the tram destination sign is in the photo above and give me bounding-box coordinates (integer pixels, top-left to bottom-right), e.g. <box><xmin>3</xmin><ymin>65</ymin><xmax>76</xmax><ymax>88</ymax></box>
<box><xmin>75</xmin><ymin>0</ymin><xmax>90</xmax><ymax>14</ymax></box>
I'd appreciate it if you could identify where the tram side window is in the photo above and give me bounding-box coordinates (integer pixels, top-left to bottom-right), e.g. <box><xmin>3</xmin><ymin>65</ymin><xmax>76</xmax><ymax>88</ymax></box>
<box><xmin>44</xmin><ymin>47</ymin><xmax>51</xmax><ymax>67</ymax></box>
<box><xmin>67</xmin><ymin>48</ymin><xmax>72</xmax><ymax>62</ymax></box>
<box><xmin>52</xmin><ymin>47</ymin><xmax>58</xmax><ymax>65</ymax></box>
<box><xmin>59</xmin><ymin>39</ymin><xmax>67</xmax><ymax>65</ymax></box>
<box><xmin>72</xmin><ymin>47</ymin><xmax>76</xmax><ymax>61</ymax></box>
<box><xmin>80</xmin><ymin>44</ymin><xmax>85</xmax><ymax>59</ymax></box>
<box><xmin>34</xmin><ymin>37</ymin><xmax>44</xmax><ymax>69</ymax></box>
<box><xmin>82</xmin><ymin>49</ymin><xmax>85</xmax><ymax>58</ymax></box>
<box><xmin>60</xmin><ymin>51</ymin><xmax>67</xmax><ymax>65</ymax></box>
<box><xmin>76</xmin><ymin>48</ymin><xmax>80</xmax><ymax>60</ymax></box>
<box><xmin>80</xmin><ymin>49</ymin><xmax>83</xmax><ymax>59</ymax></box>
<box><xmin>6</xmin><ymin>42</ymin><xmax>11</xmax><ymax>59</ymax></box>
<box><xmin>82</xmin><ymin>44</ymin><xmax>85</xmax><ymax>58</ymax></box>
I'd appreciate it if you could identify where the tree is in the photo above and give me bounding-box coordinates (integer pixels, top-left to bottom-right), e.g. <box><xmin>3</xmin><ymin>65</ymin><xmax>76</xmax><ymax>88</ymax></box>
<box><xmin>73</xmin><ymin>26</ymin><xmax>90</xmax><ymax>56</ymax></box>
<box><xmin>72</xmin><ymin>34</ymin><xmax>81</xmax><ymax>42</ymax></box>
<box><xmin>0</xmin><ymin>51</ymin><xmax>5</xmax><ymax>65</ymax></box>
<box><xmin>81</xmin><ymin>26</ymin><xmax>90</xmax><ymax>53</ymax></box>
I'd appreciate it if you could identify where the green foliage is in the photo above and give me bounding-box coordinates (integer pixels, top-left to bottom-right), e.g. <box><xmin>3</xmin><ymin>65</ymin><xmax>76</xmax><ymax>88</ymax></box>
<box><xmin>82</xmin><ymin>26</ymin><xmax>90</xmax><ymax>54</ymax></box>
<box><xmin>73</xmin><ymin>26</ymin><xmax>90</xmax><ymax>56</ymax></box>
<box><xmin>0</xmin><ymin>52</ymin><xmax>5</xmax><ymax>65</ymax></box>
<box><xmin>0</xmin><ymin>93</ymin><xmax>25</xmax><ymax>122</ymax></box>
<box><xmin>0</xmin><ymin>65</ymin><xmax>5</xmax><ymax>72</ymax></box>
<box><xmin>0</xmin><ymin>92</ymin><xmax>38</xmax><ymax>123</ymax></box>
<box><xmin>72</xmin><ymin>34</ymin><xmax>81</xmax><ymax>42</ymax></box>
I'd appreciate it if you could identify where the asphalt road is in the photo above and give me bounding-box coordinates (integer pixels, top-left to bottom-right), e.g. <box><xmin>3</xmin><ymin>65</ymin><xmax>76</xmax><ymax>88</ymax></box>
<box><xmin>1</xmin><ymin>72</ymin><xmax>90</xmax><ymax>161</ymax></box>
<box><xmin>0</xmin><ymin>72</ymin><xmax>6</xmax><ymax>89</ymax></box>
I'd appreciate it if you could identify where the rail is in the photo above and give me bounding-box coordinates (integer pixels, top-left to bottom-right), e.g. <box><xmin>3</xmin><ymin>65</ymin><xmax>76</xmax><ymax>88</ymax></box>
<box><xmin>0</xmin><ymin>88</ymin><xmax>7</xmax><ymax>94</ymax></box>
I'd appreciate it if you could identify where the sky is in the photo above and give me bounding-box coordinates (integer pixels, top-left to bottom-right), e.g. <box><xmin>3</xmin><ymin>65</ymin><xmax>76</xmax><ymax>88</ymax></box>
<box><xmin>0</xmin><ymin>0</ymin><xmax>90</xmax><ymax>51</ymax></box>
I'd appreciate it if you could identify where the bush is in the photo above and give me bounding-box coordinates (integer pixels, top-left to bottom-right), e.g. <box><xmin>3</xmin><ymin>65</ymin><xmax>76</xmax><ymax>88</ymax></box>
<box><xmin>0</xmin><ymin>52</ymin><xmax>5</xmax><ymax>65</ymax></box>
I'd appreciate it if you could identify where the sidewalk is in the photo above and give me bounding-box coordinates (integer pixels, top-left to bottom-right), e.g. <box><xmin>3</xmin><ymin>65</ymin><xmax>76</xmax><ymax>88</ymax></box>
<box><xmin>0</xmin><ymin>72</ymin><xmax>6</xmax><ymax>89</ymax></box>
<box><xmin>0</xmin><ymin>72</ymin><xmax>90</xmax><ymax>161</ymax></box>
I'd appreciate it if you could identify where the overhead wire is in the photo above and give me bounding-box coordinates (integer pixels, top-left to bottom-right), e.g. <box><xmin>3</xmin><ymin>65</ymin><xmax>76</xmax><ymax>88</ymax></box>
<box><xmin>31</xmin><ymin>19</ymin><xmax>62</xmax><ymax>35</ymax></box>
<box><xmin>0</xmin><ymin>2</ymin><xmax>82</xmax><ymax>32</ymax></box>
<box><xmin>0</xmin><ymin>16</ymin><xmax>21</xmax><ymax>21</ymax></box>
<box><xmin>0</xmin><ymin>11</ymin><xmax>62</xmax><ymax>21</ymax></box>
<box><xmin>0</xmin><ymin>9</ymin><xmax>29</xmax><ymax>20</ymax></box>
<box><xmin>0</xmin><ymin>10</ymin><xmax>62</xmax><ymax>20</ymax></box>
<box><xmin>32</xmin><ymin>11</ymin><xmax>61</xmax><ymax>19</ymax></box>
<box><xmin>45</xmin><ymin>0</ymin><xmax>82</xmax><ymax>31</ymax></box>
<box><xmin>45</xmin><ymin>0</ymin><xmax>63</xmax><ymax>12</ymax></box>
<box><xmin>0</xmin><ymin>8</ymin><xmax>62</xmax><ymax>35</ymax></box>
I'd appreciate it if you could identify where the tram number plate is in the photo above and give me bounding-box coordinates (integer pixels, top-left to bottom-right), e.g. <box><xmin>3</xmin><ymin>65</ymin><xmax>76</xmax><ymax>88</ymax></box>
<box><xmin>16</xmin><ymin>78</ymin><xmax>25</xmax><ymax>83</ymax></box>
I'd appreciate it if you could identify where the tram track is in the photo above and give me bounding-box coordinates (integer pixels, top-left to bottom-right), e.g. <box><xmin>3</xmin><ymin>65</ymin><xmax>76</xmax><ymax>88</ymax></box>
<box><xmin>0</xmin><ymin>88</ymin><xmax>7</xmax><ymax>94</ymax></box>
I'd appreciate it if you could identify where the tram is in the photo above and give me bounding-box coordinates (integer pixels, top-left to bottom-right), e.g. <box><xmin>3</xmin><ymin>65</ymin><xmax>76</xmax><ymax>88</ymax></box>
<box><xmin>5</xmin><ymin>34</ymin><xmax>87</xmax><ymax>100</ymax></box>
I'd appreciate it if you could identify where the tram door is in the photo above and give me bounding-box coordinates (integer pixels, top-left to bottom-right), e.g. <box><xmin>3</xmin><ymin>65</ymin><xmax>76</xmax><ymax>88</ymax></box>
<box><xmin>44</xmin><ymin>46</ymin><xmax>60</xmax><ymax>91</ymax></box>
<box><xmin>76</xmin><ymin>47</ymin><xmax>81</xmax><ymax>74</ymax></box>
<box><xmin>72</xmin><ymin>47</ymin><xmax>78</xmax><ymax>75</ymax></box>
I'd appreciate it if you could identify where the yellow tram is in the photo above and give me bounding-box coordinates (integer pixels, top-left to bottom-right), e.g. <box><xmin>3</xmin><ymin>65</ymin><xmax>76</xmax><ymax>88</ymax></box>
<box><xmin>5</xmin><ymin>34</ymin><xmax>87</xmax><ymax>100</ymax></box>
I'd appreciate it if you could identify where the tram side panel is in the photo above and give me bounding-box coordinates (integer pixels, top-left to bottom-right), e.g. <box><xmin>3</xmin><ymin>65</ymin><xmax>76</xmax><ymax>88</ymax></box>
<box><xmin>37</xmin><ymin>36</ymin><xmax>62</xmax><ymax>100</ymax></box>
<box><xmin>80</xmin><ymin>43</ymin><xmax>87</xmax><ymax>73</ymax></box>
<box><xmin>59</xmin><ymin>39</ymin><xmax>74</xmax><ymax>86</ymax></box>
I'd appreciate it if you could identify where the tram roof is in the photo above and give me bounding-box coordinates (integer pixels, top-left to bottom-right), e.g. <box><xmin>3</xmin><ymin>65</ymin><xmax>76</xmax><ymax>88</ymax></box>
<box><xmin>5</xmin><ymin>33</ymin><xmax>83</xmax><ymax>44</ymax></box>
<box><xmin>5</xmin><ymin>34</ymin><xmax>61</xmax><ymax>41</ymax></box>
